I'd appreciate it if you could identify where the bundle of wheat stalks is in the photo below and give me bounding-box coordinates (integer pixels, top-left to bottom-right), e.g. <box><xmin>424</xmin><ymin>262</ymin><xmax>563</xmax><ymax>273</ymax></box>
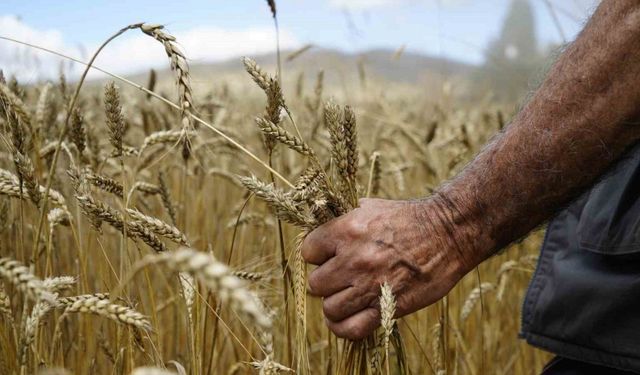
<box><xmin>0</xmin><ymin>11</ymin><xmax>549</xmax><ymax>375</ymax></box>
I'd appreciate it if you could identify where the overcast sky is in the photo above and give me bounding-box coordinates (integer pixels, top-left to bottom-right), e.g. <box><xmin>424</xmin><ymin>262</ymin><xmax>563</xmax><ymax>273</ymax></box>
<box><xmin>0</xmin><ymin>0</ymin><xmax>599</xmax><ymax>82</ymax></box>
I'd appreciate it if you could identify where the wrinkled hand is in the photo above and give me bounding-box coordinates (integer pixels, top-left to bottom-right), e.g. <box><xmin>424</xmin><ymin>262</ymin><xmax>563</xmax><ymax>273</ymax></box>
<box><xmin>301</xmin><ymin>197</ymin><xmax>477</xmax><ymax>340</ymax></box>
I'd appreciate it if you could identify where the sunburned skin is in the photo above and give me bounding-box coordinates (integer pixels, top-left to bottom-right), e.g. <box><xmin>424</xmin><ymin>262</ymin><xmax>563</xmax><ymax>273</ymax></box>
<box><xmin>301</xmin><ymin>0</ymin><xmax>640</xmax><ymax>340</ymax></box>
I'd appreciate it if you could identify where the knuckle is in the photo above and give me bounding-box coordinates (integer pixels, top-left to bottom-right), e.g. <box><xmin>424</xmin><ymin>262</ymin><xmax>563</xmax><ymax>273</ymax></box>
<box><xmin>347</xmin><ymin>322</ymin><xmax>368</xmax><ymax>340</ymax></box>
<box><xmin>344</xmin><ymin>217</ymin><xmax>366</xmax><ymax>237</ymax></box>
<box><xmin>301</xmin><ymin>232</ymin><xmax>319</xmax><ymax>262</ymax></box>
<box><xmin>307</xmin><ymin>271</ymin><xmax>321</xmax><ymax>295</ymax></box>
<box><xmin>322</xmin><ymin>299</ymin><xmax>339</xmax><ymax>321</ymax></box>
<box><xmin>358</xmin><ymin>197</ymin><xmax>372</xmax><ymax>207</ymax></box>
<box><xmin>396</xmin><ymin>292</ymin><xmax>417</xmax><ymax>316</ymax></box>
<box><xmin>324</xmin><ymin>318</ymin><xmax>341</xmax><ymax>337</ymax></box>
<box><xmin>353</xmin><ymin>250</ymin><xmax>376</xmax><ymax>271</ymax></box>
<box><xmin>325</xmin><ymin>317</ymin><xmax>351</xmax><ymax>339</ymax></box>
<box><xmin>332</xmin><ymin>326</ymin><xmax>349</xmax><ymax>339</ymax></box>
<box><xmin>364</xmin><ymin>256</ymin><xmax>377</xmax><ymax>271</ymax></box>
<box><xmin>301</xmin><ymin>247</ymin><xmax>312</xmax><ymax>263</ymax></box>
<box><xmin>351</xmin><ymin>258</ymin><xmax>367</xmax><ymax>273</ymax></box>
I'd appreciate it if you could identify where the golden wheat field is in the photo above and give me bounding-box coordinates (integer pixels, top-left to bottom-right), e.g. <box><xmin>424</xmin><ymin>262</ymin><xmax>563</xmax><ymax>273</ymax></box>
<box><xmin>0</xmin><ymin>3</ymin><xmax>561</xmax><ymax>375</ymax></box>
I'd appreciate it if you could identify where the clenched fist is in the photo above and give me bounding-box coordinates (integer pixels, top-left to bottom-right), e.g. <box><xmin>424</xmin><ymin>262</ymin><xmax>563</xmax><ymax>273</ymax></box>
<box><xmin>301</xmin><ymin>197</ymin><xmax>481</xmax><ymax>340</ymax></box>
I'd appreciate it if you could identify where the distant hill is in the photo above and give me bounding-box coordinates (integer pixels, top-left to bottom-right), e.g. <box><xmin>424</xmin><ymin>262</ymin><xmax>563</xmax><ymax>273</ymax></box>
<box><xmin>125</xmin><ymin>47</ymin><xmax>475</xmax><ymax>93</ymax></box>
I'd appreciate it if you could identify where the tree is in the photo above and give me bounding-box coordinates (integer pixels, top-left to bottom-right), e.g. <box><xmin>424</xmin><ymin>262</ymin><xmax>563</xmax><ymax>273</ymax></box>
<box><xmin>475</xmin><ymin>0</ymin><xmax>544</xmax><ymax>102</ymax></box>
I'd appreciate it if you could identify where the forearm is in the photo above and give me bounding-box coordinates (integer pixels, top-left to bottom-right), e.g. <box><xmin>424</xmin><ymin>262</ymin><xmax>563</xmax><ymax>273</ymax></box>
<box><xmin>430</xmin><ymin>0</ymin><xmax>640</xmax><ymax>269</ymax></box>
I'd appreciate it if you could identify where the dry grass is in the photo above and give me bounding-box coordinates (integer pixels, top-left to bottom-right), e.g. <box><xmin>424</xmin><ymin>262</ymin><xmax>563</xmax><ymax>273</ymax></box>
<box><xmin>0</xmin><ymin>13</ymin><xmax>550</xmax><ymax>375</ymax></box>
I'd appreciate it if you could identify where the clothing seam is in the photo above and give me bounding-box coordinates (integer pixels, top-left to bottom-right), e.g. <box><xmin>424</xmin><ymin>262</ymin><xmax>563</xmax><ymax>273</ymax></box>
<box><xmin>522</xmin><ymin>218</ymin><xmax>556</xmax><ymax>328</ymax></box>
<box><xmin>579</xmin><ymin>240</ymin><xmax>640</xmax><ymax>253</ymax></box>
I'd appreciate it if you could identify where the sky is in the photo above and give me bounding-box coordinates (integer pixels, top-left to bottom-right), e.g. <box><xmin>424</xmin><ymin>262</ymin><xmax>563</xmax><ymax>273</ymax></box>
<box><xmin>0</xmin><ymin>0</ymin><xmax>599</xmax><ymax>82</ymax></box>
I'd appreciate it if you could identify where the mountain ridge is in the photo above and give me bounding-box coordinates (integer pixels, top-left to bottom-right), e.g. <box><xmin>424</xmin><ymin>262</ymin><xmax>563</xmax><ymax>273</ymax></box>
<box><xmin>125</xmin><ymin>47</ymin><xmax>475</xmax><ymax>87</ymax></box>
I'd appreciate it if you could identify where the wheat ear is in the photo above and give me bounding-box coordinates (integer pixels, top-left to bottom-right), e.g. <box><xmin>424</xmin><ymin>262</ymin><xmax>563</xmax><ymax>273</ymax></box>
<box><xmin>0</xmin><ymin>168</ymin><xmax>66</xmax><ymax>208</ymax></box>
<box><xmin>293</xmin><ymin>167</ymin><xmax>322</xmax><ymax>192</ymax></box>
<box><xmin>250</xmin><ymin>357</ymin><xmax>294</xmax><ymax>374</ymax></box>
<box><xmin>0</xmin><ymin>257</ymin><xmax>55</xmax><ymax>303</ymax></box>
<box><xmin>497</xmin><ymin>260</ymin><xmax>519</xmax><ymax>301</ymax></box>
<box><xmin>242</xmin><ymin>57</ymin><xmax>271</xmax><ymax>91</ymax></box>
<box><xmin>432</xmin><ymin>321</ymin><xmax>445</xmax><ymax>375</ymax></box>
<box><xmin>104</xmin><ymin>81</ymin><xmax>125</xmax><ymax>157</ymax></box>
<box><xmin>0</xmin><ymin>285</ymin><xmax>13</xmax><ymax>321</ymax></box>
<box><xmin>12</xmin><ymin>151</ymin><xmax>42</xmax><ymax>207</ymax></box>
<box><xmin>21</xmin><ymin>294</ymin><xmax>58</xmax><ymax>367</ymax></box>
<box><xmin>22</xmin><ymin>278</ymin><xmax>77</xmax><ymax>366</ymax></box>
<box><xmin>70</xmin><ymin>108</ymin><xmax>86</xmax><ymax>156</ymax></box>
<box><xmin>75</xmin><ymin>194</ymin><xmax>123</xmax><ymax>232</ymax></box>
<box><xmin>140</xmin><ymin>129</ymin><xmax>184</xmax><ymax>154</ymax></box>
<box><xmin>126</xmin><ymin>208</ymin><xmax>189</xmax><ymax>246</ymax></box>
<box><xmin>34</xmin><ymin>82</ymin><xmax>54</xmax><ymax>134</ymax></box>
<box><xmin>56</xmin><ymin>293</ymin><xmax>110</xmax><ymax>306</ymax></box>
<box><xmin>48</xmin><ymin>208</ymin><xmax>71</xmax><ymax>229</ymax></box>
<box><xmin>460</xmin><ymin>282</ymin><xmax>495</xmax><ymax>321</ymax></box>
<box><xmin>367</xmin><ymin>152</ymin><xmax>382</xmax><ymax>197</ymax></box>
<box><xmin>380</xmin><ymin>282</ymin><xmax>396</xmax><ymax>375</ymax></box>
<box><xmin>130</xmin><ymin>181</ymin><xmax>161</xmax><ymax>196</ymax></box>
<box><xmin>43</xmin><ymin>276</ymin><xmax>77</xmax><ymax>292</ymax></box>
<box><xmin>255</xmin><ymin>117</ymin><xmax>313</xmax><ymax>156</ymax></box>
<box><xmin>136</xmin><ymin>247</ymin><xmax>272</xmax><ymax>330</ymax></box>
<box><xmin>75</xmin><ymin>194</ymin><xmax>167</xmax><ymax>252</ymax></box>
<box><xmin>86</xmin><ymin>172</ymin><xmax>124</xmax><ymax>198</ymax></box>
<box><xmin>324</xmin><ymin>100</ymin><xmax>352</xmax><ymax>204</ymax></box>
<box><xmin>138</xmin><ymin>23</ymin><xmax>193</xmax><ymax>159</ymax></box>
<box><xmin>232</xmin><ymin>271</ymin><xmax>264</xmax><ymax>282</ymax></box>
<box><xmin>158</xmin><ymin>171</ymin><xmax>177</xmax><ymax>226</ymax></box>
<box><xmin>343</xmin><ymin>105</ymin><xmax>358</xmax><ymax>198</ymax></box>
<box><xmin>61</xmin><ymin>294</ymin><xmax>151</xmax><ymax>331</ymax></box>
<box><xmin>238</xmin><ymin>175</ymin><xmax>314</xmax><ymax>228</ymax></box>
<box><xmin>293</xmin><ymin>234</ymin><xmax>309</xmax><ymax>374</ymax></box>
<box><xmin>0</xmin><ymin>81</ymin><xmax>32</xmax><ymax>137</ymax></box>
<box><xmin>179</xmin><ymin>272</ymin><xmax>195</xmax><ymax>323</ymax></box>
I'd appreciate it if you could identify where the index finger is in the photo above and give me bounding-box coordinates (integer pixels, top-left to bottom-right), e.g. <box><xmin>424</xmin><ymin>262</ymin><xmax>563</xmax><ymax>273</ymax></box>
<box><xmin>301</xmin><ymin>220</ymin><xmax>339</xmax><ymax>265</ymax></box>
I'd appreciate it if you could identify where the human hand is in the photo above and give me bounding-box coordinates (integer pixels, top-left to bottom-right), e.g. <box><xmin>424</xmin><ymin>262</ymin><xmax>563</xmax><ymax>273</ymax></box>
<box><xmin>301</xmin><ymin>197</ymin><xmax>479</xmax><ymax>340</ymax></box>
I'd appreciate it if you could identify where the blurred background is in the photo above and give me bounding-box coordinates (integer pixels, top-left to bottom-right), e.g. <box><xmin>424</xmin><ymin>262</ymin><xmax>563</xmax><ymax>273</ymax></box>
<box><xmin>0</xmin><ymin>0</ymin><xmax>599</xmax><ymax>103</ymax></box>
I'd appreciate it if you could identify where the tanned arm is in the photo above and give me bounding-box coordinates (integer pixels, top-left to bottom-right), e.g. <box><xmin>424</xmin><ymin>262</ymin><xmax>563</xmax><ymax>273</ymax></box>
<box><xmin>301</xmin><ymin>0</ymin><xmax>640</xmax><ymax>340</ymax></box>
<box><xmin>436</xmin><ymin>0</ymin><xmax>640</xmax><ymax>267</ymax></box>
